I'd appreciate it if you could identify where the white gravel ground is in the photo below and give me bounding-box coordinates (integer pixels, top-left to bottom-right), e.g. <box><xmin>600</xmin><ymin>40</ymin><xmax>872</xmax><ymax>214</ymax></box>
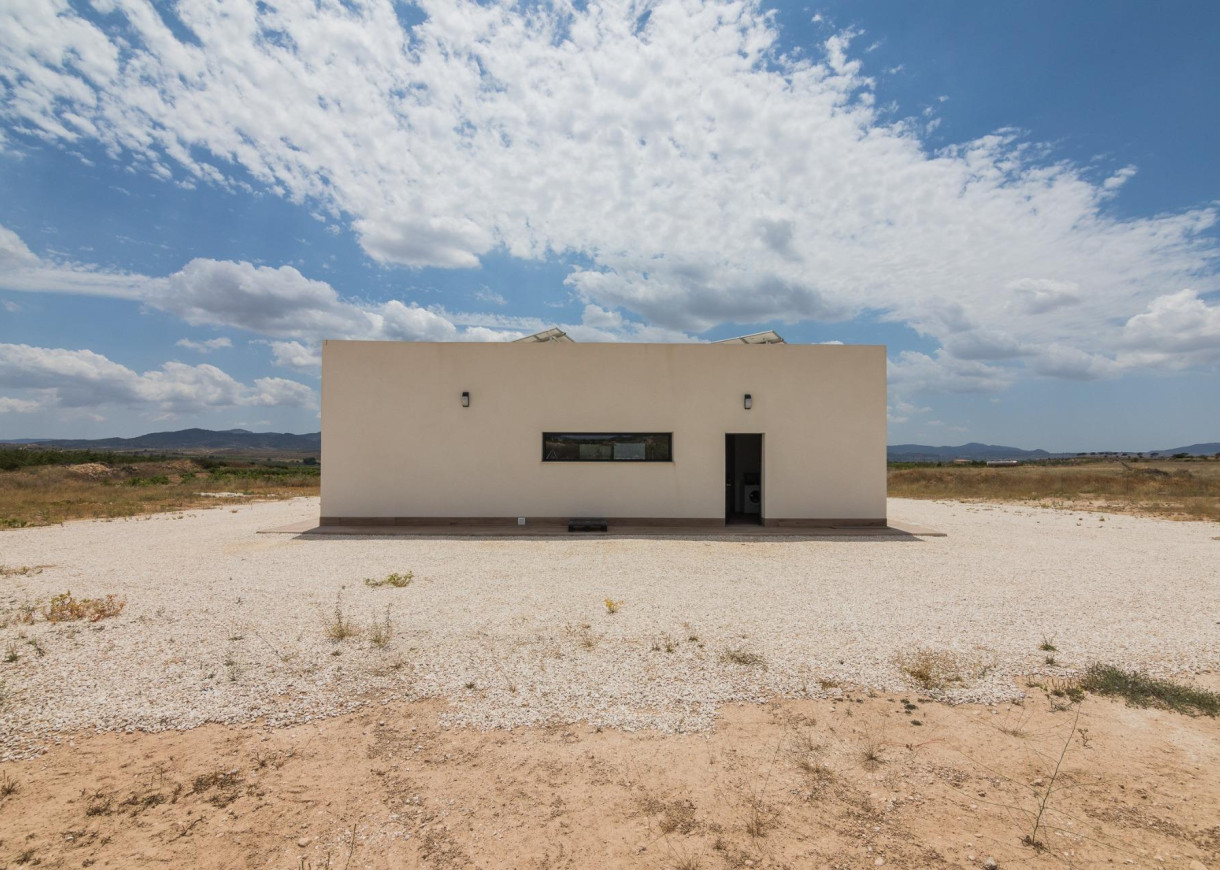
<box><xmin>1</xmin><ymin>496</ymin><xmax>1218</xmax><ymax>758</ymax></box>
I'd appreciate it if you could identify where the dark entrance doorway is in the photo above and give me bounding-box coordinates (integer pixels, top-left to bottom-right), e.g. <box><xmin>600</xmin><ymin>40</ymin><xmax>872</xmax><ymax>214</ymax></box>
<box><xmin>725</xmin><ymin>434</ymin><xmax>763</xmax><ymax>524</ymax></box>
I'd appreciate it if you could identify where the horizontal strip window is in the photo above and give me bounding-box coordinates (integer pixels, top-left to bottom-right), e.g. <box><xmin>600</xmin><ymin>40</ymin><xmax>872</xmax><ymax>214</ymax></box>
<box><xmin>543</xmin><ymin>433</ymin><xmax>673</xmax><ymax>462</ymax></box>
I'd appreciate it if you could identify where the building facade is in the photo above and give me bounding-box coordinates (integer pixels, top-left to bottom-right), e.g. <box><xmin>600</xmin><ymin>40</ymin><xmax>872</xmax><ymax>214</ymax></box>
<box><xmin>320</xmin><ymin>336</ymin><xmax>886</xmax><ymax>527</ymax></box>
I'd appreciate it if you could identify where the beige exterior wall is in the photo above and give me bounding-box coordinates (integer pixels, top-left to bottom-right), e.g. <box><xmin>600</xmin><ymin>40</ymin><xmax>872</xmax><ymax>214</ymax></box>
<box><xmin>320</xmin><ymin>341</ymin><xmax>886</xmax><ymax>524</ymax></box>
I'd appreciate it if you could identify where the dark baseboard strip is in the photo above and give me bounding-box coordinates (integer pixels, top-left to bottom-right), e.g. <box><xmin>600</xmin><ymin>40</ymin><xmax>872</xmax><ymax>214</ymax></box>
<box><xmin>764</xmin><ymin>518</ymin><xmax>887</xmax><ymax>528</ymax></box>
<box><xmin>319</xmin><ymin>516</ymin><xmax>887</xmax><ymax>528</ymax></box>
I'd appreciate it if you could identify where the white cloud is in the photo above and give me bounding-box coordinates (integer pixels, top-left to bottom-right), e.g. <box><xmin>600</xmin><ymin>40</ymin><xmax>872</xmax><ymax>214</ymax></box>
<box><xmin>1006</xmin><ymin>279</ymin><xmax>1081</xmax><ymax>315</ymax></box>
<box><xmin>0</xmin><ymin>225</ymin><xmax>38</xmax><ymax>270</ymax></box>
<box><xmin>888</xmin><ymin>350</ymin><xmax>1013</xmax><ymax>394</ymax></box>
<box><xmin>0</xmin><ymin>223</ymin><xmax>697</xmax><ymax>346</ymax></box>
<box><xmin>0</xmin><ymin>343</ymin><xmax>316</xmax><ymax>414</ymax></box>
<box><xmin>0</xmin><ymin>0</ymin><xmax>1217</xmax><ymax>390</ymax></box>
<box><xmin>0</xmin><ymin>394</ymin><xmax>49</xmax><ymax>413</ymax></box>
<box><xmin>1103</xmin><ymin>165</ymin><xmax>1137</xmax><ymax>192</ymax></box>
<box><xmin>1030</xmin><ymin>345</ymin><xmax>1120</xmax><ymax>381</ymax></box>
<box><xmin>580</xmin><ymin>304</ymin><xmax>624</xmax><ymax>330</ymax></box>
<box><xmin>474</xmin><ymin>288</ymin><xmax>507</xmax><ymax>306</ymax></box>
<box><xmin>175</xmin><ymin>336</ymin><xmax>232</xmax><ymax>353</ymax></box>
<box><xmin>886</xmin><ymin>400</ymin><xmax>930</xmax><ymax>424</ymax></box>
<box><xmin>0</xmin><ymin>239</ymin><xmax>486</xmax><ymax>343</ymax></box>
<box><xmin>1119</xmin><ymin>289</ymin><xmax>1220</xmax><ymax>366</ymax></box>
<box><xmin>265</xmin><ymin>340</ymin><xmax>322</xmax><ymax>372</ymax></box>
<box><xmin>941</xmin><ymin>329</ymin><xmax>1031</xmax><ymax>361</ymax></box>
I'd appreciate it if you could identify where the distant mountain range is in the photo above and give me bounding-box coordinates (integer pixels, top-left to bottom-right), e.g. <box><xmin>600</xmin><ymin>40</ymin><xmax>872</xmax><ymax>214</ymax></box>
<box><xmin>1156</xmin><ymin>442</ymin><xmax>1220</xmax><ymax>456</ymax></box>
<box><xmin>2</xmin><ymin>428</ymin><xmax>320</xmax><ymax>452</ymax></box>
<box><xmin>887</xmin><ymin>443</ymin><xmax>1058</xmax><ymax>462</ymax></box>
<box><xmin>1</xmin><ymin>429</ymin><xmax>1215</xmax><ymax>459</ymax></box>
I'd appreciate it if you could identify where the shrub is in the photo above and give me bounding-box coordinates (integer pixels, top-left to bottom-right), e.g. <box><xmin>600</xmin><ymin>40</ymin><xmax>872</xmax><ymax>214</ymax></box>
<box><xmin>364</xmin><ymin>572</ymin><xmax>413</xmax><ymax>588</ymax></box>
<box><xmin>897</xmin><ymin>647</ymin><xmax>966</xmax><ymax>689</ymax></box>
<box><xmin>125</xmin><ymin>475</ymin><xmax>170</xmax><ymax>487</ymax></box>
<box><xmin>720</xmin><ymin>646</ymin><xmax>765</xmax><ymax>667</ymax></box>
<box><xmin>369</xmin><ymin>605</ymin><xmax>393</xmax><ymax>649</ymax></box>
<box><xmin>604</xmin><ymin>598</ymin><xmax>621</xmax><ymax>614</ymax></box>
<box><xmin>45</xmin><ymin>591</ymin><xmax>126</xmax><ymax>622</ymax></box>
<box><xmin>325</xmin><ymin>594</ymin><xmax>359</xmax><ymax>641</ymax></box>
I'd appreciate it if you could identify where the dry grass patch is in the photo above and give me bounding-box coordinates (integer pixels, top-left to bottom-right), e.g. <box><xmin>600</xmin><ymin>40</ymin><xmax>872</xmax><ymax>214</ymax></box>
<box><xmin>888</xmin><ymin>458</ymin><xmax>1220</xmax><ymax>522</ymax></box>
<box><xmin>0</xmin><ymin>458</ymin><xmax>318</xmax><ymax>527</ymax></box>
<box><xmin>364</xmin><ymin>571</ymin><xmax>413</xmax><ymax>588</ymax></box>
<box><xmin>191</xmin><ymin>769</ymin><xmax>245</xmax><ymax>807</ymax></box>
<box><xmin>720</xmin><ymin>646</ymin><xmax>766</xmax><ymax>667</ymax></box>
<box><xmin>0</xmin><ymin>565</ymin><xmax>51</xmax><ymax>577</ymax></box>
<box><xmin>44</xmin><ymin>591</ymin><xmax>126</xmax><ymax>622</ymax></box>
<box><xmin>896</xmin><ymin>647</ymin><xmax>968</xmax><ymax>689</ymax></box>
<box><xmin>638</xmin><ymin>792</ymin><xmax>699</xmax><ymax>835</ymax></box>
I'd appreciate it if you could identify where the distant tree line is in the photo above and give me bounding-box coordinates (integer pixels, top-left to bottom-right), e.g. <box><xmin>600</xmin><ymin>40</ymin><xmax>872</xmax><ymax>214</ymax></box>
<box><xmin>0</xmin><ymin>447</ymin><xmax>173</xmax><ymax>471</ymax></box>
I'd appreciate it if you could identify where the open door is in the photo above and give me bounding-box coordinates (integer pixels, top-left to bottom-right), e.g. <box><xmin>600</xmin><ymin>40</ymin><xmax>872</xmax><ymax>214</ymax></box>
<box><xmin>725</xmin><ymin>434</ymin><xmax>763</xmax><ymax>524</ymax></box>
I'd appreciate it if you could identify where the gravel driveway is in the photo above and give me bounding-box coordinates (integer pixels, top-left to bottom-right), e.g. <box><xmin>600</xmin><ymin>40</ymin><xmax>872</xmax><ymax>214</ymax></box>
<box><xmin>2</xmin><ymin>497</ymin><xmax>1217</xmax><ymax>759</ymax></box>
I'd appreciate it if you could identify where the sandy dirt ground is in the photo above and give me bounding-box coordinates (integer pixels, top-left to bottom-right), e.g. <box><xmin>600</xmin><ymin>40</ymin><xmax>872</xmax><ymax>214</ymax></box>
<box><xmin>1</xmin><ymin>687</ymin><xmax>1218</xmax><ymax>869</ymax></box>
<box><xmin>2</xmin><ymin>498</ymin><xmax>1218</xmax><ymax>868</ymax></box>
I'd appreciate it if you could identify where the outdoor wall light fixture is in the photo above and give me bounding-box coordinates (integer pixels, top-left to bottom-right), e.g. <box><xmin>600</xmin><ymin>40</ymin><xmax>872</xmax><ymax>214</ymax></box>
<box><xmin>461</xmin><ymin>391</ymin><xmax>470</xmax><ymax>407</ymax></box>
<box><xmin>743</xmin><ymin>393</ymin><xmax>752</xmax><ymax>410</ymax></box>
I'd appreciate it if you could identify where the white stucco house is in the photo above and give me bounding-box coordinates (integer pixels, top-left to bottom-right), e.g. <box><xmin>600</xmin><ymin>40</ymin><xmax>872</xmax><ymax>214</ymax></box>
<box><xmin>319</xmin><ymin>330</ymin><xmax>886</xmax><ymax>528</ymax></box>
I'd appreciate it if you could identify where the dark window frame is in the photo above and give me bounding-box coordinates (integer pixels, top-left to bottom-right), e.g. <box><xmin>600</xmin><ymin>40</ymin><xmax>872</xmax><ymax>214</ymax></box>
<box><xmin>542</xmin><ymin>432</ymin><xmax>674</xmax><ymax>463</ymax></box>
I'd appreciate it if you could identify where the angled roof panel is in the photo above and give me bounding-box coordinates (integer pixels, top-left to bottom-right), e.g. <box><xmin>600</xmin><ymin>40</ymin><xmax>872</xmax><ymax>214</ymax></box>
<box><xmin>513</xmin><ymin>327</ymin><xmax>575</xmax><ymax>343</ymax></box>
<box><xmin>712</xmin><ymin>330</ymin><xmax>786</xmax><ymax>345</ymax></box>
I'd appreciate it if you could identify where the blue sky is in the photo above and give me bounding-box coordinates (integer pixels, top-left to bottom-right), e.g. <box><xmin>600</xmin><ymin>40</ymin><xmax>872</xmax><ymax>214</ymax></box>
<box><xmin>1</xmin><ymin>0</ymin><xmax>1218</xmax><ymax>450</ymax></box>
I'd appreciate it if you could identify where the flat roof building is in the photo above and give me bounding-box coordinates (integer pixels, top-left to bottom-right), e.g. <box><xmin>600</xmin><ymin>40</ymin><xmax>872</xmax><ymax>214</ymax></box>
<box><xmin>320</xmin><ymin>332</ymin><xmax>886</xmax><ymax>529</ymax></box>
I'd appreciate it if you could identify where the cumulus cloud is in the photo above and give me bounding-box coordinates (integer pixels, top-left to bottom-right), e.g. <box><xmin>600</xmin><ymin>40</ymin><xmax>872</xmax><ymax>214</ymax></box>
<box><xmin>888</xmin><ymin>350</ymin><xmax>1013</xmax><ymax>394</ymax></box>
<box><xmin>1119</xmin><ymin>289</ymin><xmax>1220</xmax><ymax>366</ymax></box>
<box><xmin>0</xmin><ymin>225</ymin><xmax>38</xmax><ymax>270</ymax></box>
<box><xmin>1030</xmin><ymin>345</ymin><xmax>1120</xmax><ymax>381</ymax></box>
<box><xmin>887</xmin><ymin>400</ymin><xmax>931</xmax><ymax>424</ymax></box>
<box><xmin>264</xmin><ymin>340</ymin><xmax>322</xmax><ymax>372</ymax></box>
<box><xmin>0</xmin><ymin>395</ymin><xmax>48</xmax><ymax>413</ymax></box>
<box><xmin>1006</xmin><ymin>279</ymin><xmax>1082</xmax><ymax>315</ymax></box>
<box><xmin>0</xmin><ymin>223</ymin><xmax>695</xmax><ymax>350</ymax></box>
<box><xmin>941</xmin><ymin>330</ymin><xmax>1031</xmax><ymax>361</ymax></box>
<box><xmin>0</xmin><ymin>343</ymin><xmax>316</xmax><ymax>414</ymax></box>
<box><xmin>0</xmin><ymin>0</ymin><xmax>1218</xmax><ymax>395</ymax></box>
<box><xmin>175</xmin><ymin>336</ymin><xmax>232</xmax><ymax>353</ymax></box>
<box><xmin>0</xmin><ymin>232</ymin><xmax>496</xmax><ymax>345</ymax></box>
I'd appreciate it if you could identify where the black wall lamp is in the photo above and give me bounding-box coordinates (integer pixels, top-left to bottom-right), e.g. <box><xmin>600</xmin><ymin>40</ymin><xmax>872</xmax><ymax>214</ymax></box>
<box><xmin>461</xmin><ymin>391</ymin><xmax>470</xmax><ymax>407</ymax></box>
<box><xmin>743</xmin><ymin>393</ymin><xmax>752</xmax><ymax>410</ymax></box>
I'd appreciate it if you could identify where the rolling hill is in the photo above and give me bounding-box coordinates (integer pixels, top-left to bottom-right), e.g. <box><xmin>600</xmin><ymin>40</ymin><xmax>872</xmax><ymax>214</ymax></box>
<box><xmin>887</xmin><ymin>443</ymin><xmax>1058</xmax><ymax>462</ymax></box>
<box><xmin>3</xmin><ymin>428</ymin><xmax>320</xmax><ymax>452</ymax></box>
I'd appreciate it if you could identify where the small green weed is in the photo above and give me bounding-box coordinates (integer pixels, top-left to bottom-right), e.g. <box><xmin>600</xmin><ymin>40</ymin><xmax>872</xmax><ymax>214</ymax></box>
<box><xmin>364</xmin><ymin>572</ymin><xmax>413</xmax><ymax>589</ymax></box>
<box><xmin>325</xmin><ymin>594</ymin><xmax>359</xmax><ymax>642</ymax></box>
<box><xmin>1080</xmin><ymin>664</ymin><xmax>1219</xmax><ymax>716</ymax></box>
<box><xmin>369</xmin><ymin>605</ymin><xmax>393</xmax><ymax>649</ymax></box>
